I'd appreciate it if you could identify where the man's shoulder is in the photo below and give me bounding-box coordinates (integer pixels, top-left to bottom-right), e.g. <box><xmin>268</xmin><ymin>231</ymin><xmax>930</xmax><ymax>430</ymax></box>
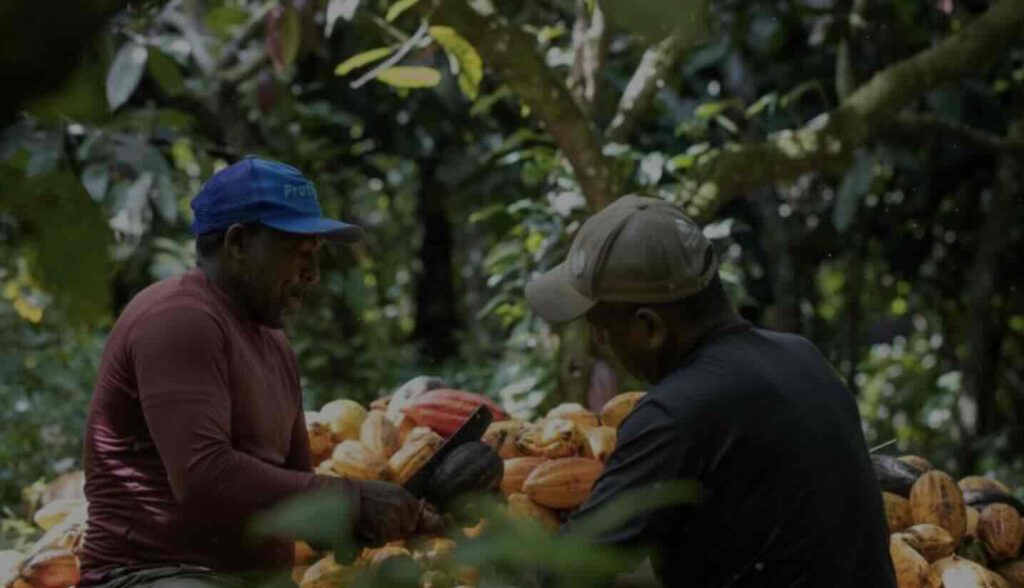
<box><xmin>116</xmin><ymin>270</ymin><xmax>222</xmax><ymax>333</ymax></box>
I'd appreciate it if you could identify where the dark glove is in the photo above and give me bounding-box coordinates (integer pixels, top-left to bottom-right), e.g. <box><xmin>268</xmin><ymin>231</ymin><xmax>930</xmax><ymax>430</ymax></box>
<box><xmin>351</xmin><ymin>480</ymin><xmax>442</xmax><ymax>545</ymax></box>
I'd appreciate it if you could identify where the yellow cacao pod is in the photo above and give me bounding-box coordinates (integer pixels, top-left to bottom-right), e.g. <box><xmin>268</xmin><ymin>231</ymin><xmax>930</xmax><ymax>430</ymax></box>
<box><xmin>583</xmin><ymin>426</ymin><xmax>617</xmax><ymax>463</ymax></box>
<box><xmin>910</xmin><ymin>471</ymin><xmax>966</xmax><ymax>544</ymax></box>
<box><xmin>890</xmin><ymin>535</ymin><xmax>940</xmax><ymax>588</ymax></box>
<box><xmin>320</xmin><ymin>399</ymin><xmax>368</xmax><ymax>442</ymax></box>
<box><xmin>389</xmin><ymin>428</ymin><xmax>443</xmax><ymax>484</ymax></box>
<box><xmin>897</xmin><ymin>524</ymin><xmax>956</xmax><ymax>563</ymax></box>
<box><xmin>994</xmin><ymin>559</ymin><xmax>1024</xmax><ymax>588</ymax></box>
<box><xmin>523</xmin><ymin>457</ymin><xmax>603</xmax><ymax>509</ymax></box>
<box><xmin>546</xmin><ymin>403</ymin><xmax>599</xmax><ymax>432</ymax></box>
<box><xmin>307</xmin><ymin>422</ymin><xmax>334</xmax><ymax>467</ymax></box>
<box><xmin>360</xmin><ymin>411</ymin><xmax>400</xmax><ymax>460</ymax></box>
<box><xmin>967</xmin><ymin>506</ymin><xmax>981</xmax><ymax>538</ymax></box>
<box><xmin>482</xmin><ymin>420</ymin><xmax>526</xmax><ymax>459</ymax></box>
<box><xmin>506</xmin><ymin>493</ymin><xmax>560</xmax><ymax>532</ymax></box>
<box><xmin>979</xmin><ymin>504</ymin><xmax>1024</xmax><ymax>563</ymax></box>
<box><xmin>959</xmin><ymin>476</ymin><xmax>1013</xmax><ymax>495</ymax></box>
<box><xmin>599</xmin><ymin>392</ymin><xmax>645</xmax><ymax>428</ymax></box>
<box><xmin>884</xmin><ymin>492</ymin><xmax>913</xmax><ymax>533</ymax></box>
<box><xmin>395</xmin><ymin>414</ymin><xmax>418</xmax><ymax>445</ymax></box>
<box><xmin>932</xmin><ymin>556</ymin><xmax>1009</xmax><ymax>588</ymax></box>
<box><xmin>500</xmin><ymin>457</ymin><xmax>547</xmax><ymax>496</ymax></box>
<box><xmin>898</xmin><ymin>455</ymin><xmax>934</xmax><ymax>473</ymax></box>
<box><xmin>331</xmin><ymin>440</ymin><xmax>390</xmax><ymax>481</ymax></box>
<box><xmin>515</xmin><ymin>418</ymin><xmax>585</xmax><ymax>458</ymax></box>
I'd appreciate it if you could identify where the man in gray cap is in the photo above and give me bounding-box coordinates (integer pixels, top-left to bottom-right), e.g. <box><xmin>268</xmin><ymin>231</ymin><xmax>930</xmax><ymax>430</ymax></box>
<box><xmin>526</xmin><ymin>195</ymin><xmax>896</xmax><ymax>587</ymax></box>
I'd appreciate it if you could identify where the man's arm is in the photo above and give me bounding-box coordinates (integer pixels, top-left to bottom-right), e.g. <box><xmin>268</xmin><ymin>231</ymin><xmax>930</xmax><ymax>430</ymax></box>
<box><xmin>547</xmin><ymin>400</ymin><xmax>702</xmax><ymax>585</ymax></box>
<box><xmin>132</xmin><ymin>306</ymin><xmax>357</xmax><ymax>527</ymax></box>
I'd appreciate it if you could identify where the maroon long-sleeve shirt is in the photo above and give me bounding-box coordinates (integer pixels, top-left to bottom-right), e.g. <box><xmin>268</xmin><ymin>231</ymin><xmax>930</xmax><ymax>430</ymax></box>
<box><xmin>79</xmin><ymin>269</ymin><xmax>354</xmax><ymax>585</ymax></box>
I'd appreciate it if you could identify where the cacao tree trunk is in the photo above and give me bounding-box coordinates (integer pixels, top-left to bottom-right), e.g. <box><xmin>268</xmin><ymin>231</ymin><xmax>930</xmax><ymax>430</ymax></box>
<box><xmin>412</xmin><ymin>157</ymin><xmax>458</xmax><ymax>365</ymax></box>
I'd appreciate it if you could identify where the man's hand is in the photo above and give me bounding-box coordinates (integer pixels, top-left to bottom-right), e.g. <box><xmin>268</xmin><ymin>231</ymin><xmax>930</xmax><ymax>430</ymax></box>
<box><xmin>351</xmin><ymin>480</ymin><xmax>444</xmax><ymax>545</ymax></box>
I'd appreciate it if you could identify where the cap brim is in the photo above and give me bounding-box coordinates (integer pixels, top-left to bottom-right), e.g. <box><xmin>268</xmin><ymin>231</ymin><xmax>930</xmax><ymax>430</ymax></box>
<box><xmin>525</xmin><ymin>262</ymin><xmax>597</xmax><ymax>323</ymax></box>
<box><xmin>260</xmin><ymin>216</ymin><xmax>364</xmax><ymax>243</ymax></box>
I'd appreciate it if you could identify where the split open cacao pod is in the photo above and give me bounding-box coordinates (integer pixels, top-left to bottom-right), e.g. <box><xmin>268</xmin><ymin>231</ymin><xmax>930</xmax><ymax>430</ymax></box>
<box><xmin>331</xmin><ymin>440</ymin><xmax>390</xmax><ymax>481</ymax></box>
<box><xmin>360</xmin><ymin>411</ymin><xmax>400</xmax><ymax>460</ymax></box>
<box><xmin>515</xmin><ymin>418</ymin><xmax>585</xmax><ymax>458</ymax></box>
<box><xmin>546</xmin><ymin>403</ymin><xmax>599</xmax><ymax>432</ymax></box>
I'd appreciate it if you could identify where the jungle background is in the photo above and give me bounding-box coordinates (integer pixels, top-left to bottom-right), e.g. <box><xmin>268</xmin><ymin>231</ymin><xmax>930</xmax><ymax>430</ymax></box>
<box><xmin>1</xmin><ymin>0</ymin><xmax>1023</xmax><ymax>534</ymax></box>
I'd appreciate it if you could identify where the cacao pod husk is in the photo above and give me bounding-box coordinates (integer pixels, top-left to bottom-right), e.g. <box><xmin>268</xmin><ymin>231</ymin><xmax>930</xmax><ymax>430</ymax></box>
<box><xmin>320</xmin><ymin>399</ymin><xmax>368</xmax><ymax>442</ymax></box>
<box><xmin>599</xmin><ymin>392</ymin><xmax>645</xmax><ymax>428</ymax></box>
<box><xmin>402</xmin><ymin>389</ymin><xmax>508</xmax><ymax>437</ymax></box>
<box><xmin>331</xmin><ymin>440</ymin><xmax>390</xmax><ymax>481</ymax></box>
<box><xmin>899</xmin><ymin>455</ymin><xmax>934</xmax><ymax>473</ymax></box>
<box><xmin>546</xmin><ymin>403</ymin><xmax>599</xmax><ymax>432</ymax></box>
<box><xmin>891</xmin><ymin>535</ymin><xmax>940</xmax><ymax>588</ymax></box>
<box><xmin>583</xmin><ymin>426</ymin><xmax>616</xmax><ymax>463</ymax></box>
<box><xmin>979</xmin><ymin>504</ymin><xmax>1024</xmax><ymax>563</ymax></box>
<box><xmin>523</xmin><ymin>457</ymin><xmax>603</xmax><ymax>510</ymax></box>
<box><xmin>482</xmin><ymin>420</ymin><xmax>525</xmax><ymax>459</ymax></box>
<box><xmin>506</xmin><ymin>493</ymin><xmax>560</xmax><ymax>532</ymax></box>
<box><xmin>369</xmin><ymin>395</ymin><xmax>391</xmax><ymax>412</ymax></box>
<box><xmin>897</xmin><ymin>524</ymin><xmax>956</xmax><ymax>563</ymax></box>
<box><xmin>932</xmin><ymin>555</ymin><xmax>1008</xmax><ymax>588</ymax></box>
<box><xmin>501</xmin><ymin>457</ymin><xmax>547</xmax><ymax>496</ymax></box>
<box><xmin>395</xmin><ymin>415</ymin><xmax>418</xmax><ymax>445</ymax></box>
<box><xmin>360</xmin><ymin>411</ymin><xmax>400</xmax><ymax>460</ymax></box>
<box><xmin>884</xmin><ymin>492</ymin><xmax>913</xmax><ymax>533</ymax></box>
<box><xmin>910</xmin><ymin>471</ymin><xmax>967</xmax><ymax>544</ymax></box>
<box><xmin>515</xmin><ymin>418</ymin><xmax>585</xmax><ymax>458</ymax></box>
<box><xmin>389</xmin><ymin>428</ymin><xmax>443</xmax><ymax>485</ymax></box>
<box><xmin>995</xmin><ymin>559</ymin><xmax>1024</xmax><ymax>588</ymax></box>
<box><xmin>874</xmin><ymin>454</ymin><xmax>924</xmax><ymax>497</ymax></box>
<box><xmin>960</xmin><ymin>476</ymin><xmax>1013</xmax><ymax>496</ymax></box>
<box><xmin>967</xmin><ymin>506</ymin><xmax>981</xmax><ymax>537</ymax></box>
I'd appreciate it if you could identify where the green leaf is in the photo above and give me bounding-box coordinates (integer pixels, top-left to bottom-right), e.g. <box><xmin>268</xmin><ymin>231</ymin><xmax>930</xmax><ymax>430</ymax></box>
<box><xmin>80</xmin><ymin>163</ymin><xmax>109</xmax><ymax>201</ymax></box>
<box><xmin>745</xmin><ymin>92</ymin><xmax>778</xmax><ymax>118</ymax></box>
<box><xmin>325</xmin><ymin>0</ymin><xmax>361</xmax><ymax>36</ymax></box>
<box><xmin>832</xmin><ymin>152</ymin><xmax>875</xmax><ymax>233</ymax></box>
<box><xmin>375</xmin><ymin>66</ymin><xmax>441</xmax><ymax>88</ymax></box>
<box><xmin>146</xmin><ymin>47</ymin><xmax>185</xmax><ymax>97</ymax></box>
<box><xmin>603</xmin><ymin>0</ymin><xmax>709</xmax><ymax>46</ymax></box>
<box><xmin>385</xmin><ymin>0</ymin><xmax>419</xmax><ymax>22</ymax></box>
<box><xmin>429</xmin><ymin>26</ymin><xmax>483</xmax><ymax>100</ymax></box>
<box><xmin>695</xmin><ymin>99</ymin><xmax>740</xmax><ymax>120</ymax></box>
<box><xmin>106</xmin><ymin>42</ymin><xmax>149</xmax><ymax>111</ymax></box>
<box><xmin>249</xmin><ymin>489</ymin><xmax>355</xmax><ymax>559</ymax></box>
<box><xmin>205</xmin><ymin>5</ymin><xmax>248</xmax><ymax>38</ymax></box>
<box><xmin>334</xmin><ymin>47</ymin><xmax>394</xmax><ymax>76</ymax></box>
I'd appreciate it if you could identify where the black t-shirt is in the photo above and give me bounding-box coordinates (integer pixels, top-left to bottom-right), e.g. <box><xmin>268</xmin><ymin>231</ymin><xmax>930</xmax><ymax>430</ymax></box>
<box><xmin>561</xmin><ymin>324</ymin><xmax>896</xmax><ymax>587</ymax></box>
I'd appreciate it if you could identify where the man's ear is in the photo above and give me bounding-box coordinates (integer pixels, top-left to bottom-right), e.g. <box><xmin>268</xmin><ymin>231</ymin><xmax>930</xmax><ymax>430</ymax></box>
<box><xmin>223</xmin><ymin>223</ymin><xmax>251</xmax><ymax>262</ymax></box>
<box><xmin>634</xmin><ymin>307</ymin><xmax>668</xmax><ymax>350</ymax></box>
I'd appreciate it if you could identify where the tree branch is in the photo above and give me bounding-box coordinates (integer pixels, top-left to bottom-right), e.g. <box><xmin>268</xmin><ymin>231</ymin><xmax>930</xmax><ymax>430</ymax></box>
<box><xmin>568</xmin><ymin>0</ymin><xmax>609</xmax><ymax>114</ymax></box>
<box><xmin>880</xmin><ymin>114</ymin><xmax>1024</xmax><ymax>155</ymax></box>
<box><xmin>684</xmin><ymin>0</ymin><xmax>1024</xmax><ymax>222</ymax></box>
<box><xmin>606</xmin><ymin>30</ymin><xmax>686</xmax><ymax>144</ymax></box>
<box><xmin>431</xmin><ymin>0</ymin><xmax>619</xmax><ymax>210</ymax></box>
<box><xmin>214</xmin><ymin>1</ymin><xmax>277</xmax><ymax>70</ymax></box>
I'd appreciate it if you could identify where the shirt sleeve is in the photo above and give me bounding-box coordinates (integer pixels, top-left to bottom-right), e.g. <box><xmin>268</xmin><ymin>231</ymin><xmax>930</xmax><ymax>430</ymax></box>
<box><xmin>132</xmin><ymin>306</ymin><xmax>357</xmax><ymax>529</ymax></box>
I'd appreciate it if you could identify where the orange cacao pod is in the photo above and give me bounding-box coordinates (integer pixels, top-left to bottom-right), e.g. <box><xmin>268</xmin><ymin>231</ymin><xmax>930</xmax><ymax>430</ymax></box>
<box><xmin>960</xmin><ymin>476</ymin><xmax>1013</xmax><ymax>495</ymax></box>
<box><xmin>501</xmin><ymin>457</ymin><xmax>547</xmax><ymax>496</ymax></box>
<box><xmin>884</xmin><ymin>492</ymin><xmax>913</xmax><ymax>533</ymax></box>
<box><xmin>523</xmin><ymin>457</ymin><xmax>603</xmax><ymax>509</ymax></box>
<box><xmin>18</xmin><ymin>548</ymin><xmax>79</xmax><ymax>588</ymax></box>
<box><xmin>506</xmin><ymin>493</ymin><xmax>560</xmax><ymax>532</ymax></box>
<box><xmin>402</xmin><ymin>389</ymin><xmax>508</xmax><ymax>437</ymax></box>
<box><xmin>910</xmin><ymin>471</ymin><xmax>966</xmax><ymax>544</ymax></box>
<box><xmin>979</xmin><ymin>504</ymin><xmax>1024</xmax><ymax>562</ymax></box>
<box><xmin>897</xmin><ymin>524</ymin><xmax>955</xmax><ymax>563</ymax></box>
<box><xmin>599</xmin><ymin>392</ymin><xmax>645</xmax><ymax>428</ymax></box>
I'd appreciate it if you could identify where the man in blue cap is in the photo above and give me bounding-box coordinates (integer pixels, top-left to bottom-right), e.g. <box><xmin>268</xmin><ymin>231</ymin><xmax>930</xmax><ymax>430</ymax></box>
<box><xmin>79</xmin><ymin>158</ymin><xmax>436</xmax><ymax>587</ymax></box>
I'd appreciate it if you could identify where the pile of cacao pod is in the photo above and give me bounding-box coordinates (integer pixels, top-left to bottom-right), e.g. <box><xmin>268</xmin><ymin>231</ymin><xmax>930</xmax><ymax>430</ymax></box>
<box><xmin>874</xmin><ymin>454</ymin><xmax>1024</xmax><ymax>587</ymax></box>
<box><xmin>294</xmin><ymin>377</ymin><xmax>648</xmax><ymax>587</ymax></box>
<box><xmin>1</xmin><ymin>490</ymin><xmax>86</xmax><ymax>588</ymax></box>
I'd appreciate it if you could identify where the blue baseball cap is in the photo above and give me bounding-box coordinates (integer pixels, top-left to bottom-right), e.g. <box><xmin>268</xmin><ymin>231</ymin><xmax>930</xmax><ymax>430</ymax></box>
<box><xmin>190</xmin><ymin>156</ymin><xmax>364</xmax><ymax>242</ymax></box>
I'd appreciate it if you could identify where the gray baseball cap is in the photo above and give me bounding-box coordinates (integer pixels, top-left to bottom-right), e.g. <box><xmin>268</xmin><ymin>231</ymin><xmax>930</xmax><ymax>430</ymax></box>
<box><xmin>525</xmin><ymin>195</ymin><xmax>718</xmax><ymax>323</ymax></box>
